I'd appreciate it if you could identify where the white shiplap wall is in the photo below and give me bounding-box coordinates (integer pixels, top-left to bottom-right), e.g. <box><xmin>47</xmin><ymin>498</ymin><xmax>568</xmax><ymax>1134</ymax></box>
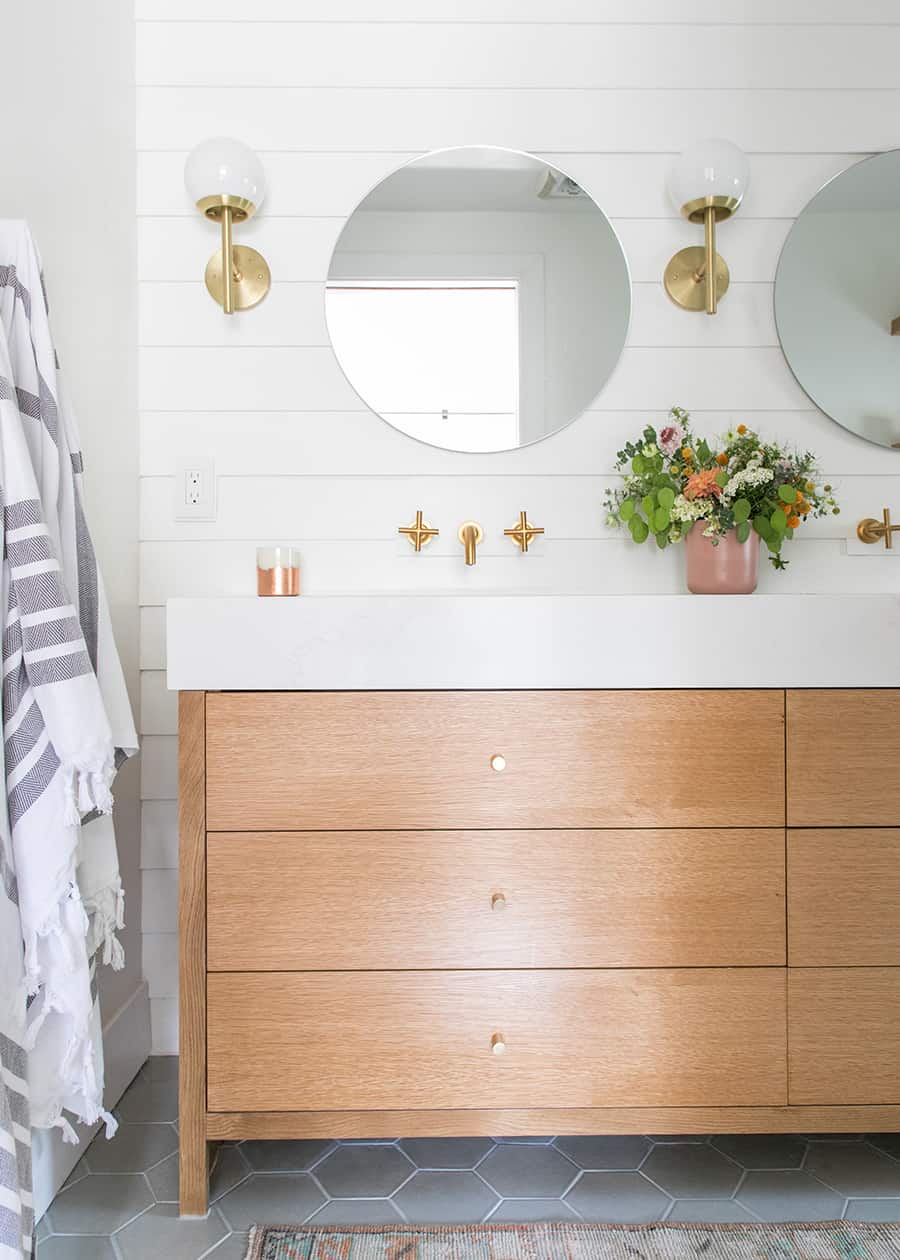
<box><xmin>136</xmin><ymin>0</ymin><xmax>900</xmax><ymax>1052</ymax></box>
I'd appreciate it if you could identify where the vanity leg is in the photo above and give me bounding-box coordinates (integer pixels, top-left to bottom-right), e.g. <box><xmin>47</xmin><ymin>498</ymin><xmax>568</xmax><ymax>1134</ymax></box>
<box><xmin>179</xmin><ymin>691</ymin><xmax>209</xmax><ymax>1215</ymax></box>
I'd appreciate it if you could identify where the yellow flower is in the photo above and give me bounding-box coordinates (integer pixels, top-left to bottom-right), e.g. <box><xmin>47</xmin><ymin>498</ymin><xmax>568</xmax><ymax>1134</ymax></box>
<box><xmin>737</xmin><ymin>424</ymin><xmax>747</xmax><ymax>435</ymax></box>
<box><xmin>681</xmin><ymin>447</ymin><xmax>693</xmax><ymax>460</ymax></box>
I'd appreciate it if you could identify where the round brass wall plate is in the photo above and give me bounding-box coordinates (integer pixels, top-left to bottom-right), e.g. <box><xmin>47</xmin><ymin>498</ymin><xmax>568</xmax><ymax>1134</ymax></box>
<box><xmin>205</xmin><ymin>245</ymin><xmax>271</xmax><ymax>311</ymax></box>
<box><xmin>664</xmin><ymin>245</ymin><xmax>729</xmax><ymax>311</ymax></box>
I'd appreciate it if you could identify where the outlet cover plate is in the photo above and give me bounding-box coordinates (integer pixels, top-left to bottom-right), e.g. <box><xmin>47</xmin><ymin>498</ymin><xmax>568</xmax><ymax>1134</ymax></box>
<box><xmin>174</xmin><ymin>458</ymin><xmax>216</xmax><ymax>521</ymax></box>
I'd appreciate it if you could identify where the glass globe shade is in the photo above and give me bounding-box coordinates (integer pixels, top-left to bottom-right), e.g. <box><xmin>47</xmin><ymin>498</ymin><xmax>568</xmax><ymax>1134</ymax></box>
<box><xmin>184</xmin><ymin>137</ymin><xmax>266</xmax><ymax>214</ymax></box>
<box><xmin>667</xmin><ymin>138</ymin><xmax>749</xmax><ymax>218</ymax></box>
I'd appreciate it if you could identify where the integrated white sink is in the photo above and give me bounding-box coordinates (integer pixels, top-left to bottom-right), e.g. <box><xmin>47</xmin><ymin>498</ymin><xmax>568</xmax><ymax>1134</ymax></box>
<box><xmin>166</xmin><ymin>594</ymin><xmax>900</xmax><ymax>690</ymax></box>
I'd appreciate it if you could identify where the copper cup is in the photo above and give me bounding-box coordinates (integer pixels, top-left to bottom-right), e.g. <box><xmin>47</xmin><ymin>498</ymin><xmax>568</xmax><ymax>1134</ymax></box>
<box><xmin>257</xmin><ymin>546</ymin><xmax>300</xmax><ymax>597</ymax></box>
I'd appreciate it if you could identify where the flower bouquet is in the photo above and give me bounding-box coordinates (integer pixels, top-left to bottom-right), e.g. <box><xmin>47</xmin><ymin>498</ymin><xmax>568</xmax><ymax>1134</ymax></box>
<box><xmin>603</xmin><ymin>407</ymin><xmax>839</xmax><ymax>593</ymax></box>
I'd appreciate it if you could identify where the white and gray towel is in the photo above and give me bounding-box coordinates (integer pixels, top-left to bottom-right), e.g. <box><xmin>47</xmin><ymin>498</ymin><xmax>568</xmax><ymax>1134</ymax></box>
<box><xmin>0</xmin><ymin>221</ymin><xmax>138</xmax><ymax>1256</ymax></box>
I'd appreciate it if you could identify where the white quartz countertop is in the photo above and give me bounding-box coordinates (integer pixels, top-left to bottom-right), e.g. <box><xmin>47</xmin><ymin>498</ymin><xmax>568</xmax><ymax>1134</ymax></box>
<box><xmin>166</xmin><ymin>594</ymin><xmax>900</xmax><ymax>690</ymax></box>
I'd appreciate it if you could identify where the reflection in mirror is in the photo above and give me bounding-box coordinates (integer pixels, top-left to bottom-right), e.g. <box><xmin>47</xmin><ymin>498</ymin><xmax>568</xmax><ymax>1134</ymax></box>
<box><xmin>326</xmin><ymin>147</ymin><xmax>631</xmax><ymax>454</ymax></box>
<box><xmin>775</xmin><ymin>150</ymin><xmax>900</xmax><ymax>450</ymax></box>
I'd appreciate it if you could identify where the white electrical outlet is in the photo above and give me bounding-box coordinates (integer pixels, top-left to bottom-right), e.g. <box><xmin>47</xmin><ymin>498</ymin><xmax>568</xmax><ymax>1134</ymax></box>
<box><xmin>174</xmin><ymin>458</ymin><xmax>216</xmax><ymax>521</ymax></box>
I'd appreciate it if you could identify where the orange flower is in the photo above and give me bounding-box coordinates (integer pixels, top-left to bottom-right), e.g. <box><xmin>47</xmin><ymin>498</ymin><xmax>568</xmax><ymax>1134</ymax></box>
<box><xmin>788</xmin><ymin>515</ymin><xmax>801</xmax><ymax>529</ymax></box>
<box><xmin>798</xmin><ymin>501</ymin><xmax>810</xmax><ymax>515</ymax></box>
<box><xmin>684</xmin><ymin>468</ymin><xmax>723</xmax><ymax>500</ymax></box>
<box><xmin>781</xmin><ymin>502</ymin><xmax>792</xmax><ymax>515</ymax></box>
<box><xmin>737</xmin><ymin>424</ymin><xmax>747</xmax><ymax>434</ymax></box>
<box><xmin>716</xmin><ymin>452</ymin><xmax>728</xmax><ymax>466</ymax></box>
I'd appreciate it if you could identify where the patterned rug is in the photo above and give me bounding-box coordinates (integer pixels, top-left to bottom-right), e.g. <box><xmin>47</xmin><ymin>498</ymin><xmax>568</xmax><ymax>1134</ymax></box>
<box><xmin>244</xmin><ymin>1221</ymin><xmax>900</xmax><ymax>1259</ymax></box>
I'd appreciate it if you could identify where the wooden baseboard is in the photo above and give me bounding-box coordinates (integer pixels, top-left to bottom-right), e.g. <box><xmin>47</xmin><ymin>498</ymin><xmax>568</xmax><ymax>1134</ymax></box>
<box><xmin>206</xmin><ymin>1104</ymin><xmax>900</xmax><ymax>1142</ymax></box>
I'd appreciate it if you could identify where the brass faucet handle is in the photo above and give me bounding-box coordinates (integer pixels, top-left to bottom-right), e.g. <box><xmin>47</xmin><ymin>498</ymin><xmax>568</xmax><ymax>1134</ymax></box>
<box><xmin>399</xmin><ymin>510</ymin><xmax>439</xmax><ymax>552</ymax></box>
<box><xmin>504</xmin><ymin>510</ymin><xmax>545</xmax><ymax>553</ymax></box>
<box><xmin>857</xmin><ymin>507</ymin><xmax>900</xmax><ymax>550</ymax></box>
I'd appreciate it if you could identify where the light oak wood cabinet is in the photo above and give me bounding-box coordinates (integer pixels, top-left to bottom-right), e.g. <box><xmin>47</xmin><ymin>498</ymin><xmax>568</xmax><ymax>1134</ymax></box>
<box><xmin>179</xmin><ymin>687</ymin><xmax>900</xmax><ymax>1215</ymax></box>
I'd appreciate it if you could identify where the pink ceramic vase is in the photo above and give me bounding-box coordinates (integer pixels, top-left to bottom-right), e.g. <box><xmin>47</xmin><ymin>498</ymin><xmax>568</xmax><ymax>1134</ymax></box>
<box><xmin>684</xmin><ymin>523</ymin><xmax>760</xmax><ymax>594</ymax></box>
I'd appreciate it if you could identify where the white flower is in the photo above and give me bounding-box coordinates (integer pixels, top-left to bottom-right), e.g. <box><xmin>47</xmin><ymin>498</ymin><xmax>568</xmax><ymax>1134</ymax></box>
<box><xmin>642</xmin><ymin>442</ymin><xmax>659</xmax><ymax>458</ymax></box>
<box><xmin>670</xmin><ymin>493</ymin><xmax>712</xmax><ymax>523</ymax></box>
<box><xmin>722</xmin><ymin>464</ymin><xmax>773</xmax><ymax>502</ymax></box>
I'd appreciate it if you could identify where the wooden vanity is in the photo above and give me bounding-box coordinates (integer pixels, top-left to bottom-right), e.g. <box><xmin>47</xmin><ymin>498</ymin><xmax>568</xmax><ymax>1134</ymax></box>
<box><xmin>178</xmin><ymin>684</ymin><xmax>900</xmax><ymax>1214</ymax></box>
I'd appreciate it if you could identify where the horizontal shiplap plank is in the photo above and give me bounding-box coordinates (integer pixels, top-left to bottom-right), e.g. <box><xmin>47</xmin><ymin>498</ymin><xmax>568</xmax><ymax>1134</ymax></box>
<box><xmin>136</xmin><ymin>88</ymin><xmax>900</xmax><ymax>154</ymax></box>
<box><xmin>137</xmin><ymin>215</ymin><xmax>789</xmax><ymax>285</ymax></box>
<box><xmin>141</xmin><ymin>669</ymin><xmax>178</xmax><ymax>733</ymax></box>
<box><xmin>141</xmin><ymin>734</ymin><xmax>178</xmax><ymax>800</ymax></box>
<box><xmin>135</xmin><ymin>1</ymin><xmax>900</xmax><ymax>24</ymax></box>
<box><xmin>141</xmin><ymin>798</ymin><xmax>179</xmax><ymax>868</ymax></box>
<box><xmin>140</xmin><ymin>606</ymin><xmax>167</xmax><ymax>669</ymax></box>
<box><xmin>150</xmin><ymin>998</ymin><xmax>177</xmax><ymax>1056</ymax></box>
<box><xmin>142</xmin><ymin>932</ymin><xmax>179</xmax><ymax>998</ymax></box>
<box><xmin>139</xmin><ymin>471</ymin><xmax>875</xmax><ymax>544</ymax></box>
<box><xmin>139</xmin><ymin>409</ymin><xmax>897</xmax><ymax>478</ymax></box>
<box><xmin>139</xmin><ymin>346</ymin><xmax>809</xmax><ymax>412</ymax></box>
<box><xmin>142</xmin><ymin>868</ymin><xmax>178</xmax><ymax>933</ymax></box>
<box><xmin>139</xmin><ymin>281</ymin><xmax>778</xmax><ymax>349</ymax></box>
<box><xmin>137</xmin><ymin>23</ymin><xmax>900</xmax><ymax>90</ymax></box>
<box><xmin>139</xmin><ymin>537</ymin><xmax>894</xmax><ymax>605</ymax></box>
<box><xmin>138</xmin><ymin>152</ymin><xmax>860</xmax><ymax>220</ymax></box>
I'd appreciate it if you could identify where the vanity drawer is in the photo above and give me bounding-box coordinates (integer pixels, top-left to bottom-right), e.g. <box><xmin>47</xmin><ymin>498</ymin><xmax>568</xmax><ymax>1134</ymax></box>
<box><xmin>205</xmin><ymin>690</ymin><xmax>785</xmax><ymax>830</ymax></box>
<box><xmin>207</xmin><ymin>828</ymin><xmax>786</xmax><ymax>971</ymax></box>
<box><xmin>207</xmin><ymin>968</ymin><xmax>787</xmax><ymax>1112</ymax></box>
<box><xmin>787</xmin><ymin>690</ymin><xmax>900</xmax><ymax>827</ymax></box>
<box><xmin>788</xmin><ymin>829</ymin><xmax>900</xmax><ymax>965</ymax></box>
<box><xmin>789</xmin><ymin>968</ymin><xmax>900</xmax><ymax>1104</ymax></box>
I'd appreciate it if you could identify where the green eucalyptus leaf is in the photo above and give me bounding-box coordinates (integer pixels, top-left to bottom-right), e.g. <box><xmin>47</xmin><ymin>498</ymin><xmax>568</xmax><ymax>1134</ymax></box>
<box><xmin>654</xmin><ymin>506</ymin><xmax>671</xmax><ymax>532</ymax></box>
<box><xmin>655</xmin><ymin>531</ymin><xmax>668</xmax><ymax>550</ymax></box>
<box><xmin>753</xmin><ymin>514</ymin><xmax>773</xmax><ymax>542</ymax></box>
<box><xmin>657</xmin><ymin>487</ymin><xmax>676</xmax><ymax>509</ymax></box>
<box><xmin>632</xmin><ymin>454</ymin><xmax>645</xmax><ymax>474</ymax></box>
<box><xmin>736</xmin><ymin>521</ymin><xmax>751</xmax><ymax>544</ymax></box>
<box><xmin>619</xmin><ymin>498</ymin><xmax>635</xmax><ymax>522</ymax></box>
<box><xmin>733</xmin><ymin>498</ymin><xmax>751</xmax><ymax>524</ymax></box>
<box><xmin>778</xmin><ymin>484</ymin><xmax>797</xmax><ymax>504</ymax></box>
<box><xmin>770</xmin><ymin>509</ymin><xmax>787</xmax><ymax>534</ymax></box>
<box><xmin>642</xmin><ymin>494</ymin><xmax>655</xmax><ymax>517</ymax></box>
<box><xmin>715</xmin><ymin>471</ymin><xmax>729</xmax><ymax>488</ymax></box>
<box><xmin>629</xmin><ymin>516</ymin><xmax>649</xmax><ymax>544</ymax></box>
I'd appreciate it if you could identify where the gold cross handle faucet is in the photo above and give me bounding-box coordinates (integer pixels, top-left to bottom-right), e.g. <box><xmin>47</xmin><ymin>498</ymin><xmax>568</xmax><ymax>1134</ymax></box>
<box><xmin>504</xmin><ymin>511</ymin><xmax>545</xmax><ymax>553</ymax></box>
<box><xmin>398</xmin><ymin>510</ymin><xmax>439</xmax><ymax>552</ymax></box>
<box><xmin>857</xmin><ymin>507</ymin><xmax>900</xmax><ymax>550</ymax></box>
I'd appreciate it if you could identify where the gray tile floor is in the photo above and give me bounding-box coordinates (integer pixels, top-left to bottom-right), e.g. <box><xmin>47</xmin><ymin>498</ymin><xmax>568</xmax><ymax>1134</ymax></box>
<box><xmin>37</xmin><ymin>1058</ymin><xmax>900</xmax><ymax>1258</ymax></box>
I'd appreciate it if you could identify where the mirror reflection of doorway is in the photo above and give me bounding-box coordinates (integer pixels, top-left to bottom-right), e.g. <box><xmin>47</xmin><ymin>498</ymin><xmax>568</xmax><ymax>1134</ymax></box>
<box><xmin>326</xmin><ymin>279</ymin><xmax>520</xmax><ymax>452</ymax></box>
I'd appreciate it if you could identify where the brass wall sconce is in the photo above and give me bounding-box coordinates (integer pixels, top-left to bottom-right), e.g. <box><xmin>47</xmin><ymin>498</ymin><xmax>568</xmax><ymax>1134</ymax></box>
<box><xmin>184</xmin><ymin>137</ymin><xmax>271</xmax><ymax>314</ymax></box>
<box><xmin>664</xmin><ymin>138</ymin><xmax>749</xmax><ymax>315</ymax></box>
<box><xmin>504</xmin><ymin>511</ymin><xmax>544</xmax><ymax>552</ymax></box>
<box><xmin>398</xmin><ymin>510</ymin><xmax>439</xmax><ymax>551</ymax></box>
<box><xmin>857</xmin><ymin>507</ymin><xmax>900</xmax><ymax>549</ymax></box>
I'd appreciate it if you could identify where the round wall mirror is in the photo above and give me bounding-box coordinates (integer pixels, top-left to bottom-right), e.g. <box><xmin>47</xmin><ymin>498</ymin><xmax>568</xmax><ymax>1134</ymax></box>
<box><xmin>775</xmin><ymin>150</ymin><xmax>900</xmax><ymax>450</ymax></box>
<box><xmin>325</xmin><ymin>146</ymin><xmax>631</xmax><ymax>453</ymax></box>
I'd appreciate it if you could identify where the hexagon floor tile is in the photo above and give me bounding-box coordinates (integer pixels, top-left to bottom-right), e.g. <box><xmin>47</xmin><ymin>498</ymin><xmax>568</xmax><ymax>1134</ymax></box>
<box><xmin>641</xmin><ymin>1144</ymin><xmax>742</xmax><ymax>1199</ymax></box>
<box><xmin>35</xmin><ymin>1057</ymin><xmax>900</xmax><ymax>1254</ymax></box>
<box><xmin>393</xmin><ymin>1170</ymin><xmax>499</xmax><ymax>1223</ymax></box>
<box><xmin>805</xmin><ymin>1141</ymin><xmax>900</xmax><ymax>1197</ymax></box>
<box><xmin>478</xmin><ymin>1144</ymin><xmax>579</xmax><ymax>1198</ymax></box>
<box><xmin>315</xmin><ymin>1145</ymin><xmax>414</xmax><ymax>1198</ymax></box>
<box><xmin>565</xmin><ymin>1172</ymin><xmax>671</xmax><ymax>1223</ymax></box>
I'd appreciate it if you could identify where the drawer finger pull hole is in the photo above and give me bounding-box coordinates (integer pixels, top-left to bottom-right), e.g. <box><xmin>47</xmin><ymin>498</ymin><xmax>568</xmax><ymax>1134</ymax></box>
<box><xmin>491</xmin><ymin>1032</ymin><xmax>506</xmax><ymax>1056</ymax></box>
<box><xmin>491</xmin><ymin>892</ymin><xmax>507</xmax><ymax>911</ymax></box>
<box><xmin>490</xmin><ymin>754</ymin><xmax>506</xmax><ymax>772</ymax></box>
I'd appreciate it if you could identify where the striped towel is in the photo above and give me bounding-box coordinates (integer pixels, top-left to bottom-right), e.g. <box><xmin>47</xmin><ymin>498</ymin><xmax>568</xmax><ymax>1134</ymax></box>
<box><xmin>0</xmin><ymin>221</ymin><xmax>138</xmax><ymax>1254</ymax></box>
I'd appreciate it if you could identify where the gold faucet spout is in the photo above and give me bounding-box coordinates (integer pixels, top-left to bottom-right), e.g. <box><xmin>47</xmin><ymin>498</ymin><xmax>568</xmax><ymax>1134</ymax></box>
<box><xmin>457</xmin><ymin>521</ymin><xmax>484</xmax><ymax>566</ymax></box>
